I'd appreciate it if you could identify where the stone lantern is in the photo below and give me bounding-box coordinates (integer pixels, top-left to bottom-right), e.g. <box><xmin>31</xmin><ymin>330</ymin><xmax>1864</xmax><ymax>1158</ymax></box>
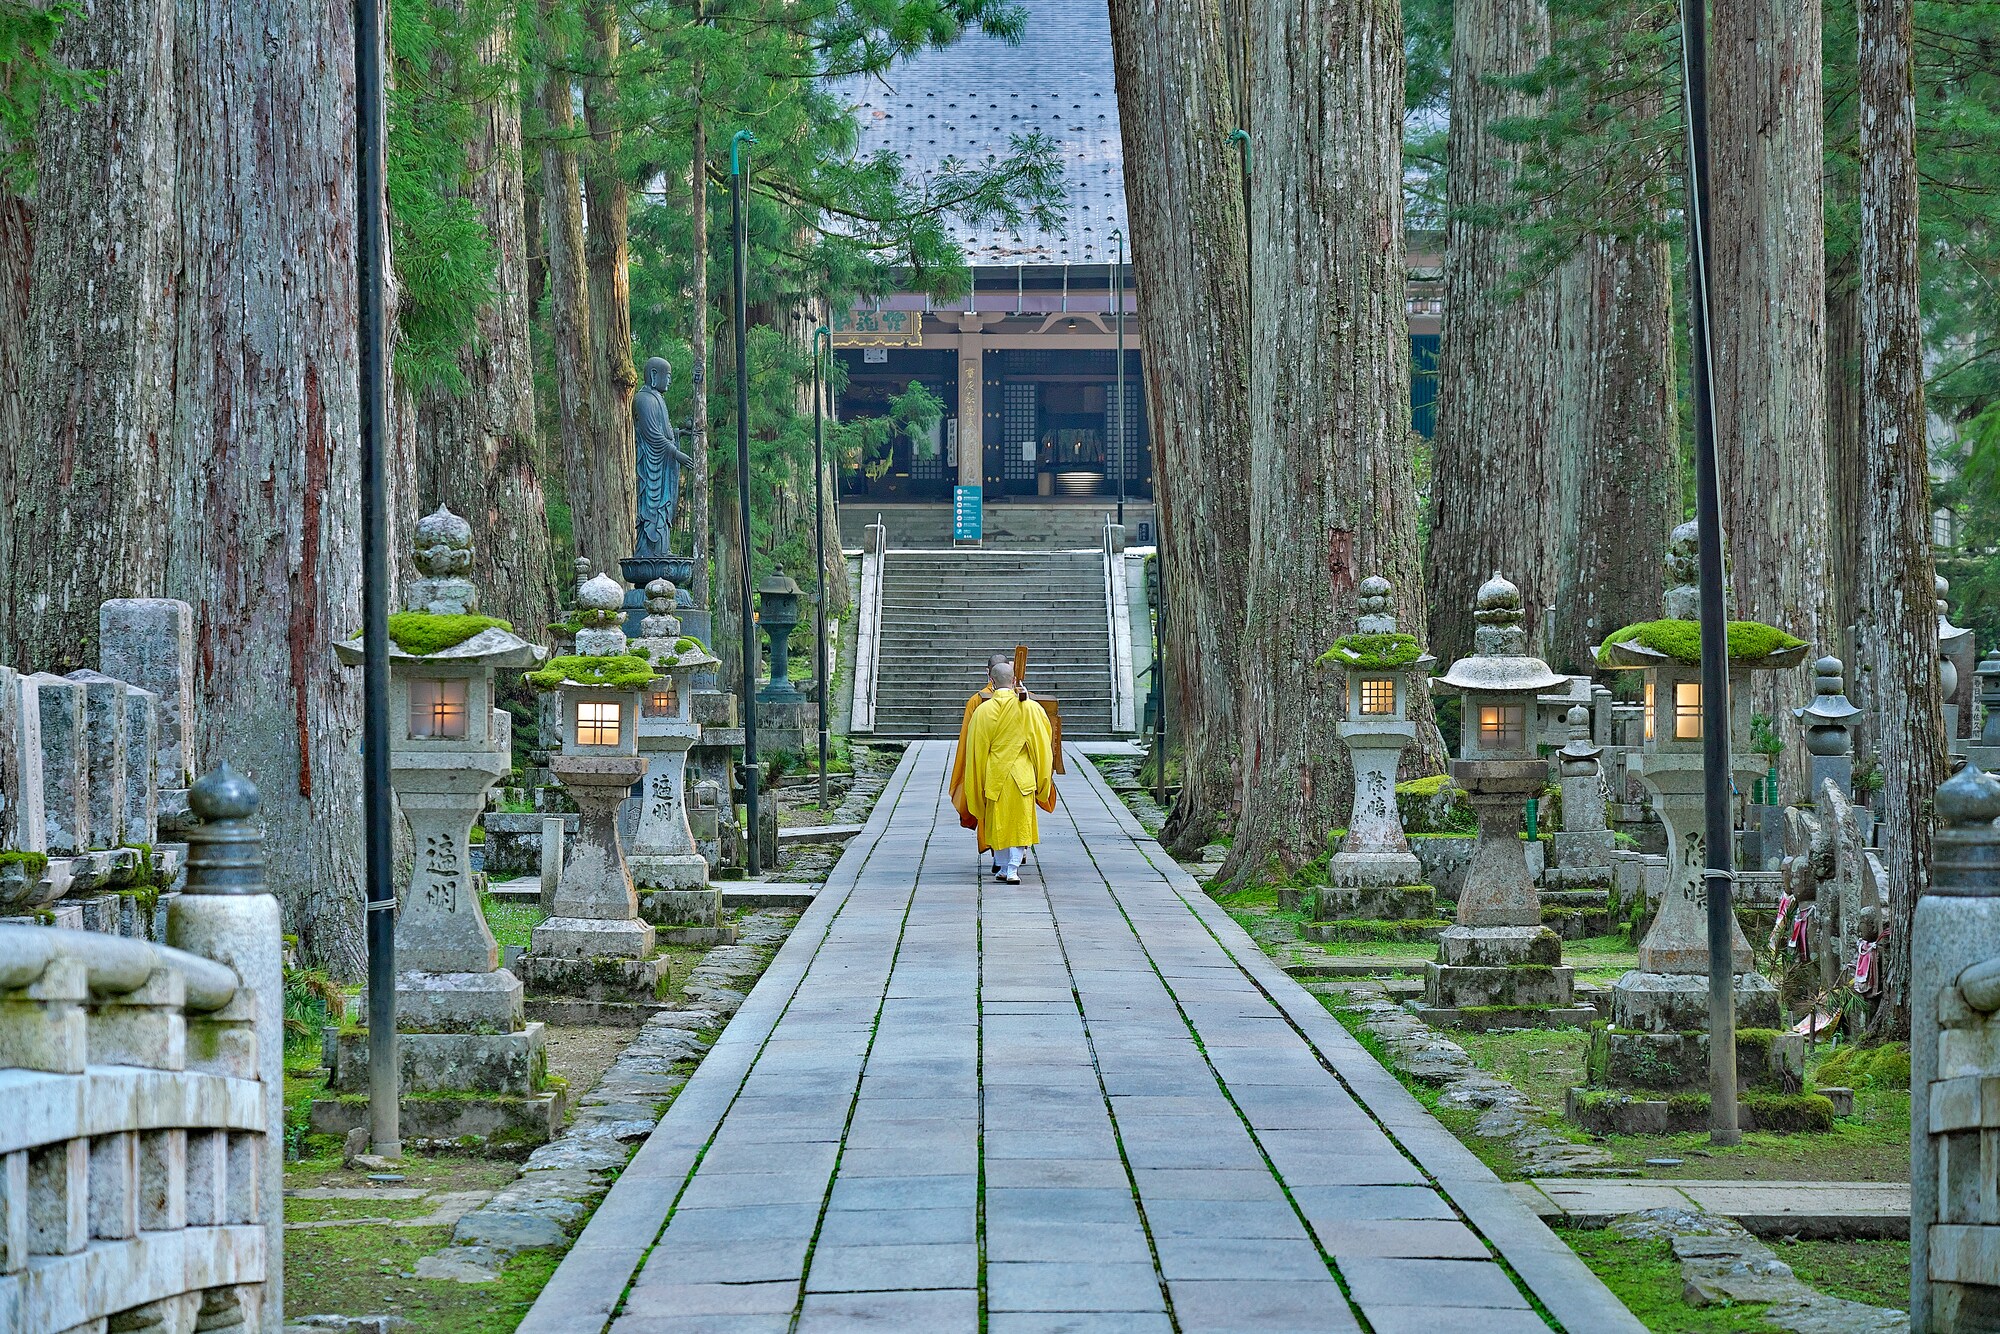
<box><xmin>1793</xmin><ymin>655</ymin><xmax>1861</xmax><ymax>798</ymax></box>
<box><xmin>1967</xmin><ymin>649</ymin><xmax>2000</xmax><ymax>772</ymax></box>
<box><xmin>627</xmin><ymin>579</ymin><xmax>727</xmax><ymax>937</ymax></box>
<box><xmin>324</xmin><ymin>505</ymin><xmax>562</xmax><ymax>1146</ymax></box>
<box><xmin>1418</xmin><ymin>573</ymin><xmax>1590</xmax><ymax>1028</ymax></box>
<box><xmin>1320</xmin><ymin>576</ymin><xmax>1436</xmax><ymax>923</ymax></box>
<box><xmin>755</xmin><ymin>571</ymin><xmax>805</xmax><ymax>705</ymax></box>
<box><xmin>518</xmin><ymin>572</ymin><xmax>663</xmax><ymax>1000</ymax></box>
<box><xmin>1939</xmin><ymin>575</ymin><xmax>1976</xmax><ymax>731</ymax></box>
<box><xmin>1566</xmin><ymin>524</ymin><xmax>1816</xmax><ymax>1135</ymax></box>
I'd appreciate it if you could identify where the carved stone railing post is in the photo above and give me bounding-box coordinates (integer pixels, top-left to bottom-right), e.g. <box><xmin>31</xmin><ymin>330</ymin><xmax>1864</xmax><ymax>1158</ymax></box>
<box><xmin>1913</xmin><ymin>761</ymin><xmax>2000</xmax><ymax>1331</ymax></box>
<box><xmin>169</xmin><ymin>762</ymin><xmax>282</xmax><ymax>1331</ymax></box>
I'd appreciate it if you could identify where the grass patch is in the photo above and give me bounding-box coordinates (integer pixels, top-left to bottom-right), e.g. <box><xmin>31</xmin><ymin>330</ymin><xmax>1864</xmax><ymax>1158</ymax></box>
<box><xmin>483</xmin><ymin>899</ymin><xmax>545</xmax><ymax>951</ymax></box>
<box><xmin>1559</xmin><ymin>1229</ymin><xmax>1784</xmax><ymax>1332</ymax></box>
<box><xmin>284</xmin><ymin>1222</ymin><xmax>558</xmax><ymax>1332</ymax></box>
<box><xmin>1770</xmin><ymin>1237</ymin><xmax>1909</xmax><ymax>1310</ymax></box>
<box><xmin>286</xmin><ymin>1195</ymin><xmax>439</xmax><ymax>1223</ymax></box>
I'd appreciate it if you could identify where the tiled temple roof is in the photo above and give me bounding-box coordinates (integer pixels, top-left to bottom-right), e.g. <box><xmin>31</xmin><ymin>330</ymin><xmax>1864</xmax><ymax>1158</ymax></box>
<box><xmin>842</xmin><ymin>0</ymin><xmax>1127</xmax><ymax>267</ymax></box>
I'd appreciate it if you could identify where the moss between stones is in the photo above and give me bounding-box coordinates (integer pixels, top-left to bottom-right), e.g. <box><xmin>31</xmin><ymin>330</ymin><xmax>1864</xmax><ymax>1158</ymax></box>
<box><xmin>386</xmin><ymin>611</ymin><xmax>514</xmax><ymax>655</ymax></box>
<box><xmin>1743</xmin><ymin>1091</ymin><xmax>1838</xmax><ymax>1132</ymax></box>
<box><xmin>525</xmin><ymin>653</ymin><xmax>657</xmax><ymax>692</ymax></box>
<box><xmin>1816</xmin><ymin>1042</ymin><xmax>1911</xmax><ymax>1091</ymax></box>
<box><xmin>1321</xmin><ymin>632</ymin><xmax>1424</xmax><ymax>669</ymax></box>
<box><xmin>1309</xmin><ymin>917</ymin><xmax>1451</xmax><ymax>941</ymax></box>
<box><xmin>0</xmin><ymin>850</ymin><xmax>50</xmax><ymax>881</ymax></box>
<box><xmin>1595</xmin><ymin>618</ymin><xmax>1806</xmax><ymax>666</ymax></box>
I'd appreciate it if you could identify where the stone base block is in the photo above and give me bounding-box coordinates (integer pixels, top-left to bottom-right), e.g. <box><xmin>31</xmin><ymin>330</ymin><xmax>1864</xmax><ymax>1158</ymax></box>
<box><xmin>393</xmin><ymin>969</ymin><xmax>525</xmax><ymax>1032</ymax></box>
<box><xmin>310</xmin><ymin>1087</ymin><xmax>566</xmax><ymax>1153</ymax></box>
<box><xmin>1552</xmin><ymin>829</ymin><xmax>1615</xmax><ymax>869</ymax></box>
<box><xmin>1563</xmin><ymin>1087</ymin><xmax>1836</xmax><ymax>1136</ymax></box>
<box><xmin>639</xmin><ymin>886</ymin><xmax>723</xmax><ymax>927</ymax></box>
<box><xmin>632</xmin><ymin>854</ymin><xmax>711</xmax><ymax>893</ymax></box>
<box><xmin>1609</xmin><ymin>968</ymin><xmax>1781</xmax><ymax>1032</ymax></box>
<box><xmin>658</xmin><ymin>926</ymin><xmax>736</xmax><ymax>947</ymax></box>
<box><xmin>516</xmin><ymin>952</ymin><xmax>665</xmax><ymax>1001</ymax></box>
<box><xmin>1424</xmin><ymin>961</ymin><xmax>1575</xmax><ymax>1009</ymax></box>
<box><xmin>1542</xmin><ymin>864</ymin><xmax>1615</xmax><ymax>891</ymax></box>
<box><xmin>1541</xmin><ymin>905</ymin><xmax>1612</xmax><ymax>940</ymax></box>
<box><xmin>1326</xmin><ymin>852</ymin><xmax>1423</xmax><ymax>890</ymax></box>
<box><xmin>1299</xmin><ymin>918</ymin><xmax>1449</xmax><ymax>944</ymax></box>
<box><xmin>1437</xmin><ymin>924</ymin><xmax>1563</xmax><ymax>967</ymax></box>
<box><xmin>330</xmin><ymin>1023</ymin><xmax>549</xmax><ymax>1096</ymax></box>
<box><xmin>1591</xmin><ymin>1026</ymin><xmax>1805</xmax><ymax>1092</ymax></box>
<box><xmin>531</xmin><ymin>914</ymin><xmax>655</xmax><ymax>960</ymax></box>
<box><xmin>1314</xmin><ymin>884</ymin><xmax>1437</xmax><ymax>921</ymax></box>
<box><xmin>1410</xmin><ymin>1003</ymin><xmax>1596</xmax><ymax>1032</ymax></box>
<box><xmin>526</xmin><ymin>997</ymin><xmax>673</xmax><ymax>1027</ymax></box>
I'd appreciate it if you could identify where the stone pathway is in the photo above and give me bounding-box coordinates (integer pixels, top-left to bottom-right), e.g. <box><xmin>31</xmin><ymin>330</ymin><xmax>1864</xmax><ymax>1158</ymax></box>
<box><xmin>1517</xmin><ymin>1179</ymin><xmax>1911</xmax><ymax>1238</ymax></box>
<box><xmin>525</xmin><ymin>744</ymin><xmax>1644</xmax><ymax>1333</ymax></box>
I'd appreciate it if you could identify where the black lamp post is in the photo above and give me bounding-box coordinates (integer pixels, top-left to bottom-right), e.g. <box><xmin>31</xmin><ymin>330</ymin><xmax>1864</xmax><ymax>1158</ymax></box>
<box><xmin>356</xmin><ymin>0</ymin><xmax>399</xmax><ymax>1158</ymax></box>
<box><xmin>1676</xmin><ymin>0</ymin><xmax>1739</xmax><ymax>1143</ymax></box>
<box><xmin>731</xmin><ymin>128</ymin><xmax>761</xmax><ymax>876</ymax></box>
<box><xmin>1110</xmin><ymin>229</ymin><xmax>1126</xmax><ymax>528</ymax></box>
<box><xmin>812</xmin><ymin>325</ymin><xmax>832</xmax><ymax>811</ymax></box>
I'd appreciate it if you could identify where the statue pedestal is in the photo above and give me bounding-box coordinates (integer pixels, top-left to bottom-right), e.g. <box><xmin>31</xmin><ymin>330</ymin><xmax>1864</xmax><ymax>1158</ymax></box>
<box><xmin>519</xmin><ymin>755</ymin><xmax>662</xmax><ymax>1000</ymax></box>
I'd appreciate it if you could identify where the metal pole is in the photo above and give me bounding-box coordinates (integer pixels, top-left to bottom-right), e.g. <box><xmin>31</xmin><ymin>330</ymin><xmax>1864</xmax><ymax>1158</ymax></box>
<box><xmin>1677</xmin><ymin>0</ymin><xmax>1739</xmax><ymax>1145</ymax></box>
<box><xmin>1152</xmin><ymin>561</ymin><xmax>1167</xmax><ymax>804</ymax></box>
<box><xmin>356</xmin><ymin>0</ymin><xmax>399</xmax><ymax>1158</ymax></box>
<box><xmin>1111</xmin><ymin>230</ymin><xmax>1125</xmax><ymax>528</ymax></box>
<box><xmin>813</xmin><ymin>325</ymin><xmax>831</xmax><ymax>812</ymax></box>
<box><xmin>731</xmin><ymin>130</ymin><xmax>762</xmax><ymax>877</ymax></box>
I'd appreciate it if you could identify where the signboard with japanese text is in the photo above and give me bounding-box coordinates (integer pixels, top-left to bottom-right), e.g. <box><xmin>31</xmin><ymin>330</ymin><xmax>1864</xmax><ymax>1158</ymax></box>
<box><xmin>831</xmin><ymin>307</ymin><xmax>923</xmax><ymax>348</ymax></box>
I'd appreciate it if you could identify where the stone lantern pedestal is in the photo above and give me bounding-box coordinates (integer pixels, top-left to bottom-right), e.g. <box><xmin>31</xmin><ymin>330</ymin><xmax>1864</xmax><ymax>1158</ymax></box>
<box><xmin>754</xmin><ymin>570</ymin><xmax>818</xmax><ymax>754</ymax></box>
<box><xmin>1310</xmin><ymin>577</ymin><xmax>1441</xmax><ymax>934</ymax></box>
<box><xmin>1416</xmin><ymin>574</ymin><xmax>1592</xmax><ymax>1030</ymax></box>
<box><xmin>315</xmin><ymin>505</ymin><xmax>564</xmax><ymax>1149</ymax></box>
<box><xmin>517</xmin><ymin>573</ymin><xmax>666</xmax><ymax>1002</ymax></box>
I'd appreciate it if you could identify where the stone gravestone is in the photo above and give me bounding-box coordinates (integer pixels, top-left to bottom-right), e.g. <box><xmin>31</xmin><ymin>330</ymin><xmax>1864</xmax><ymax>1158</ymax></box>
<box><xmin>1417</xmin><ymin>575</ymin><xmax>1591</xmax><ymax>1029</ymax></box>
<box><xmin>99</xmin><ymin>598</ymin><xmax>196</xmax><ymax>791</ymax></box>
<box><xmin>1794</xmin><ymin>655</ymin><xmax>1861</xmax><ymax>801</ymax></box>
<box><xmin>1314</xmin><ymin>576</ymin><xmax>1439</xmax><ymax>930</ymax></box>
<box><xmin>318</xmin><ymin>506</ymin><xmax>563</xmax><ymax>1148</ymax></box>
<box><xmin>64</xmin><ymin>669</ymin><xmax>128</xmax><ymax>849</ymax></box>
<box><xmin>518</xmin><ymin>573</ymin><xmax>665</xmax><ymax>1001</ymax></box>
<box><xmin>1963</xmin><ymin>650</ymin><xmax>2000</xmax><ymax>773</ymax></box>
<box><xmin>1569</xmin><ymin>525</ymin><xmax>1814</xmax><ymax>1135</ymax></box>
<box><xmin>1546</xmin><ymin>705</ymin><xmax>1614</xmax><ymax>887</ymax></box>
<box><xmin>1912</xmin><ymin>761</ymin><xmax>2000</xmax><ymax>1332</ymax></box>
<box><xmin>0</xmin><ymin>665</ymin><xmax>45</xmax><ymax>857</ymax></box>
<box><xmin>627</xmin><ymin>579</ymin><xmax>728</xmax><ymax>940</ymax></box>
<box><xmin>29</xmin><ymin>672</ymin><xmax>89</xmax><ymax>855</ymax></box>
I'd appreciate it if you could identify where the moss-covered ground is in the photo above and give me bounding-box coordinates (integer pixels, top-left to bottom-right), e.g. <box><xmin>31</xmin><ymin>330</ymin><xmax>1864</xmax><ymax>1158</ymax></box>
<box><xmin>285</xmin><ymin>1222</ymin><xmax>558</xmax><ymax>1333</ymax></box>
<box><xmin>1559</xmin><ymin>1229</ymin><xmax>1783</xmax><ymax>1332</ymax></box>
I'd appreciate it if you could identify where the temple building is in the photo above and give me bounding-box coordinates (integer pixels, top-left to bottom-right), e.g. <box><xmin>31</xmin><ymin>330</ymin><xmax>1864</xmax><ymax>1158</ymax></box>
<box><xmin>832</xmin><ymin>0</ymin><xmax>1442</xmax><ymax>546</ymax></box>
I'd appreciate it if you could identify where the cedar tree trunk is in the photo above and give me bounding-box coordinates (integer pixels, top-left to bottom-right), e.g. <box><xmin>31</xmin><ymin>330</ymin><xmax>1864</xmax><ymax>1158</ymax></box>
<box><xmin>689</xmin><ymin>100</ymin><xmax>714</xmax><ymax>608</ymax></box>
<box><xmin>1107</xmin><ymin>0</ymin><xmax>1252</xmax><ymax>854</ymax></box>
<box><xmin>578</xmin><ymin>0</ymin><xmax>637</xmax><ymax>574</ymax></box>
<box><xmin>538</xmin><ymin>7</ymin><xmax>594</xmax><ymax>571</ymax></box>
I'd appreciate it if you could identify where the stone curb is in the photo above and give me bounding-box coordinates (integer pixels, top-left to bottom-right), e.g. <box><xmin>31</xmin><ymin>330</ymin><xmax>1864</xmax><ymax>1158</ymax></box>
<box><xmin>1069</xmin><ymin>755</ymin><xmax>1651</xmax><ymax>1334</ymax></box>
<box><xmin>1513</xmin><ymin>1179</ymin><xmax>1912</xmax><ymax>1239</ymax></box>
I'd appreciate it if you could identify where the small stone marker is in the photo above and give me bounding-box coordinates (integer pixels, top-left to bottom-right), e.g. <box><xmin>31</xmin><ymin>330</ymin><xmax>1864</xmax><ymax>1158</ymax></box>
<box><xmin>98</xmin><ymin>597</ymin><xmax>196</xmax><ymax>790</ymax></box>
<box><xmin>65</xmin><ymin>669</ymin><xmax>128</xmax><ymax>849</ymax></box>
<box><xmin>1547</xmin><ymin>704</ymin><xmax>1614</xmax><ymax>887</ymax></box>
<box><xmin>0</xmin><ymin>665</ymin><xmax>46</xmax><ymax>855</ymax></box>
<box><xmin>29</xmin><ymin>672</ymin><xmax>88</xmax><ymax>854</ymax></box>
<box><xmin>629</xmin><ymin>579</ymin><xmax>726</xmax><ymax>936</ymax></box>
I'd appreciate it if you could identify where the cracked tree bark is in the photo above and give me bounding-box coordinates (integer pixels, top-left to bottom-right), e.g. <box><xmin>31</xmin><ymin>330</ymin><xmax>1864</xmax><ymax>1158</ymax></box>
<box><xmin>1107</xmin><ymin>0</ymin><xmax>1251</xmax><ymax>854</ymax></box>
<box><xmin>578</xmin><ymin>0</ymin><xmax>637</xmax><ymax>575</ymax></box>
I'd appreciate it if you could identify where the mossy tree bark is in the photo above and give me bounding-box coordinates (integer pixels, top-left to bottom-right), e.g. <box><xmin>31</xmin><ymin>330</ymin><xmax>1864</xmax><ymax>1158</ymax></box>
<box><xmin>1711</xmin><ymin>0</ymin><xmax>1830</xmax><ymax>790</ymax></box>
<box><xmin>1224</xmin><ymin>0</ymin><xmax>1430</xmax><ymax>885</ymax></box>
<box><xmin>1857</xmin><ymin>0</ymin><xmax>1939</xmax><ymax>1034</ymax></box>
<box><xmin>688</xmin><ymin>98</ymin><xmax>714</xmax><ymax>609</ymax></box>
<box><xmin>1107</xmin><ymin>0</ymin><xmax>1251</xmax><ymax>855</ymax></box>
<box><xmin>0</xmin><ymin>0</ymin><xmax>179</xmax><ymax>671</ymax></box>
<box><xmin>537</xmin><ymin>1</ymin><xmax>596</xmax><ymax>575</ymax></box>
<box><xmin>415</xmin><ymin>20</ymin><xmax>559</xmax><ymax>636</ymax></box>
<box><xmin>1424</xmin><ymin>0</ymin><xmax>1560</xmax><ymax>664</ymax></box>
<box><xmin>168</xmin><ymin>0</ymin><xmax>371</xmax><ymax>973</ymax></box>
<box><xmin>1550</xmin><ymin>230</ymin><xmax>1678</xmax><ymax>672</ymax></box>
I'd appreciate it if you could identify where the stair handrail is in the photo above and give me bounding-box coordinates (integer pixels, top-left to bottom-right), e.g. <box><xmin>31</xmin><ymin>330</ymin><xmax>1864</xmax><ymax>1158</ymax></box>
<box><xmin>1103</xmin><ymin>518</ymin><xmax>1136</xmax><ymax>734</ymax></box>
<box><xmin>851</xmin><ymin>517</ymin><xmax>888</xmax><ymax>733</ymax></box>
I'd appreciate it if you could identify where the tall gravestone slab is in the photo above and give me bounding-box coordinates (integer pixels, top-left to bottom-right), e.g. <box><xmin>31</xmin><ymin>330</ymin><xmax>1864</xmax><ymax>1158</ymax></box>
<box><xmin>0</xmin><ymin>665</ymin><xmax>45</xmax><ymax>856</ymax></box>
<box><xmin>29</xmin><ymin>672</ymin><xmax>89</xmax><ymax>855</ymax></box>
<box><xmin>628</xmin><ymin>579</ymin><xmax>726</xmax><ymax>938</ymax></box>
<box><xmin>99</xmin><ymin>598</ymin><xmax>196</xmax><ymax>790</ymax></box>
<box><xmin>118</xmin><ymin>684</ymin><xmax>160</xmax><ymax>846</ymax></box>
<box><xmin>317</xmin><ymin>506</ymin><xmax>563</xmax><ymax>1149</ymax></box>
<box><xmin>65</xmin><ymin>669</ymin><xmax>128</xmax><ymax>849</ymax></box>
<box><xmin>1546</xmin><ymin>705</ymin><xmax>1614</xmax><ymax>889</ymax></box>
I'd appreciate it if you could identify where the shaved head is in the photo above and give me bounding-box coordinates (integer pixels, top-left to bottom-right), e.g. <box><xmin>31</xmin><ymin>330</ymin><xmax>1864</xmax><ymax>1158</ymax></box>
<box><xmin>991</xmin><ymin>659</ymin><xmax>1017</xmax><ymax>689</ymax></box>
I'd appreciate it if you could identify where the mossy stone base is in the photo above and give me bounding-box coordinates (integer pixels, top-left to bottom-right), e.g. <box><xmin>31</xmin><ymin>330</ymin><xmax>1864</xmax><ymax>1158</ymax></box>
<box><xmin>1424</xmin><ymin>961</ymin><xmax>1575</xmax><ymax>1009</ymax></box>
<box><xmin>1300</xmin><ymin>918</ymin><xmax>1450</xmax><ymax>944</ymax></box>
<box><xmin>309</xmin><ymin>1088</ymin><xmax>566</xmax><ymax>1154</ymax></box>
<box><xmin>1314</xmin><ymin>884</ymin><xmax>1438</xmax><ymax>921</ymax></box>
<box><xmin>1540</xmin><ymin>904</ymin><xmax>1613</xmax><ymax>940</ymax></box>
<box><xmin>1609</xmin><ymin>968</ymin><xmax>1781</xmax><ymax>1032</ymax></box>
<box><xmin>1564</xmin><ymin>1087</ymin><xmax>1836</xmax><ymax>1136</ymax></box>
<box><xmin>1588</xmin><ymin>1027</ymin><xmax>1805</xmax><ymax>1092</ymax></box>
<box><xmin>517</xmin><ymin>952</ymin><xmax>665</xmax><ymax>1001</ymax></box>
<box><xmin>329</xmin><ymin>1023</ymin><xmax>549</xmax><ymax>1096</ymax></box>
<box><xmin>1437</xmin><ymin>924</ymin><xmax>1563</xmax><ymax>967</ymax></box>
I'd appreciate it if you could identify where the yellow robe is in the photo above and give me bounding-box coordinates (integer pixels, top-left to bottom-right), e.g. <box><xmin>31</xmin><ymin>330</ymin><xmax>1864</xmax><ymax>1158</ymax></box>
<box><xmin>960</xmin><ymin>688</ymin><xmax>1055</xmax><ymax>852</ymax></box>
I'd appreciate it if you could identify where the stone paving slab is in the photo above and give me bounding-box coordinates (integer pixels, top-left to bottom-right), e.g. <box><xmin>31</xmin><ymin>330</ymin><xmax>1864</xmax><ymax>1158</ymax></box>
<box><xmin>524</xmin><ymin>743</ymin><xmax>1645</xmax><ymax>1333</ymax></box>
<box><xmin>1513</xmin><ymin>1178</ymin><xmax>1912</xmax><ymax>1238</ymax></box>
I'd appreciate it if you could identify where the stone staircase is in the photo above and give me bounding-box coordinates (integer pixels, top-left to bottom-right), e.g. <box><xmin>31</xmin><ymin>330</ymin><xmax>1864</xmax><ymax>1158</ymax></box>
<box><xmin>872</xmin><ymin>549</ymin><xmax>1118</xmax><ymax>739</ymax></box>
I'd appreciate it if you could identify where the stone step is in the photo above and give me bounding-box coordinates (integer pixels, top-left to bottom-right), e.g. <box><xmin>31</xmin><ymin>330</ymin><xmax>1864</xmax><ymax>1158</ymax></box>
<box><xmin>1511</xmin><ymin>1178</ymin><xmax>1910</xmax><ymax>1239</ymax></box>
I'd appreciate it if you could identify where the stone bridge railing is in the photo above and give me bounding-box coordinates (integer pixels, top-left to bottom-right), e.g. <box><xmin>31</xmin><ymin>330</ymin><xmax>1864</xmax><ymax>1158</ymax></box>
<box><xmin>0</xmin><ymin>765</ymin><xmax>280</xmax><ymax>1334</ymax></box>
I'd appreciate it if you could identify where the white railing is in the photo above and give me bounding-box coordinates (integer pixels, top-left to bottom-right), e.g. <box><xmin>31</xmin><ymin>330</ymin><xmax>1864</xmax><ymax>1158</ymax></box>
<box><xmin>851</xmin><ymin>520</ymin><xmax>888</xmax><ymax>734</ymax></box>
<box><xmin>1102</xmin><ymin>520</ymin><xmax>1135</xmax><ymax>734</ymax></box>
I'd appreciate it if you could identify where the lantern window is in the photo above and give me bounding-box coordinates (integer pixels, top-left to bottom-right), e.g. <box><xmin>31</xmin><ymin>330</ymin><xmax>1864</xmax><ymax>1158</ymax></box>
<box><xmin>577</xmin><ymin>700</ymin><xmax>622</xmax><ymax>747</ymax></box>
<box><xmin>1477</xmin><ymin>703</ymin><xmax>1524</xmax><ymax>748</ymax></box>
<box><xmin>1644</xmin><ymin>680</ymin><xmax>1656</xmax><ymax>743</ymax></box>
<box><xmin>1359</xmin><ymin>677</ymin><xmax>1396</xmax><ymax>716</ymax></box>
<box><xmin>645</xmin><ymin>685</ymin><xmax>680</xmax><ymax>718</ymax></box>
<box><xmin>408</xmin><ymin>678</ymin><xmax>468</xmax><ymax>739</ymax></box>
<box><xmin>1674</xmin><ymin>680</ymin><xmax>1703</xmax><ymax>740</ymax></box>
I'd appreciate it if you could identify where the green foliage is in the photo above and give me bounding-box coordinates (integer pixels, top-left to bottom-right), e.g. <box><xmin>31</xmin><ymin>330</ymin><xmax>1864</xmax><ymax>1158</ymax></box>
<box><xmin>1320</xmin><ymin>632</ymin><xmax>1424</xmax><ymax>669</ymax></box>
<box><xmin>282</xmin><ymin>966</ymin><xmax>346</xmax><ymax>1059</ymax></box>
<box><xmin>1749</xmin><ymin>711</ymin><xmax>1785</xmax><ymax>759</ymax></box>
<box><xmin>1741</xmin><ymin>1092</ymin><xmax>1838</xmax><ymax>1134</ymax></box>
<box><xmin>1397</xmin><ymin>776</ymin><xmax>1476</xmax><ymax>833</ymax></box>
<box><xmin>1595</xmin><ymin>619</ymin><xmax>1807</xmax><ymax>666</ymax></box>
<box><xmin>386</xmin><ymin>0</ymin><xmax>506</xmax><ymax>392</ymax></box>
<box><xmin>525</xmin><ymin>653</ymin><xmax>657</xmax><ymax>691</ymax></box>
<box><xmin>386</xmin><ymin>612</ymin><xmax>515</xmax><ymax>655</ymax></box>
<box><xmin>0</xmin><ymin>1</ymin><xmax>101</xmax><ymax>192</ymax></box>
<box><xmin>1559</xmin><ymin>1229</ymin><xmax>1784</xmax><ymax>1332</ymax></box>
<box><xmin>0</xmin><ymin>849</ymin><xmax>49</xmax><ymax>881</ymax></box>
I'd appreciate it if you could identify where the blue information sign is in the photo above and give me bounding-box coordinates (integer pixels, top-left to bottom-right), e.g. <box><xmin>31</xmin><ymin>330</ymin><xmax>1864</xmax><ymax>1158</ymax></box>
<box><xmin>953</xmin><ymin>485</ymin><xmax>982</xmax><ymax>542</ymax></box>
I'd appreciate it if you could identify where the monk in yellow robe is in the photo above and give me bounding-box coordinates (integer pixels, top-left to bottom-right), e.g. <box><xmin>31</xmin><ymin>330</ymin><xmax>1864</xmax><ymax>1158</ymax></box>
<box><xmin>960</xmin><ymin>660</ymin><xmax>1055</xmax><ymax>883</ymax></box>
<box><xmin>950</xmin><ymin>653</ymin><xmax>1010</xmax><ymax>837</ymax></box>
